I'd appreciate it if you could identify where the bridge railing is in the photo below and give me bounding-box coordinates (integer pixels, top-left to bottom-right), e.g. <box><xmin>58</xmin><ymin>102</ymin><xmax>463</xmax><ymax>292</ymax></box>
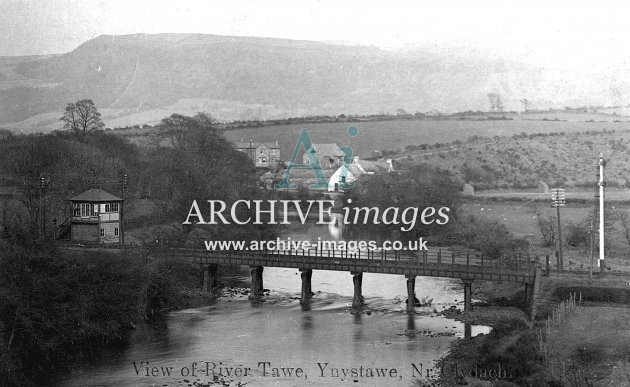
<box><xmin>162</xmin><ymin>244</ymin><xmax>540</xmax><ymax>279</ymax></box>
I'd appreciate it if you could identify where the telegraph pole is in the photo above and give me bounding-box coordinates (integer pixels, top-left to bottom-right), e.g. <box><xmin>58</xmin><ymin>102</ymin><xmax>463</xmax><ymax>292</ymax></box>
<box><xmin>39</xmin><ymin>173</ymin><xmax>50</xmax><ymax>239</ymax></box>
<box><xmin>120</xmin><ymin>173</ymin><xmax>128</xmax><ymax>246</ymax></box>
<box><xmin>551</xmin><ymin>187</ymin><xmax>565</xmax><ymax>270</ymax></box>
<box><xmin>589</xmin><ymin>213</ymin><xmax>594</xmax><ymax>281</ymax></box>
<box><xmin>598</xmin><ymin>153</ymin><xmax>606</xmax><ymax>272</ymax></box>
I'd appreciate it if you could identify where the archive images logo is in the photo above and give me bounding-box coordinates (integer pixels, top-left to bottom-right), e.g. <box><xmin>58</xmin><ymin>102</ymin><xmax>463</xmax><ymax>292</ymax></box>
<box><xmin>274</xmin><ymin>126</ymin><xmax>358</xmax><ymax>190</ymax></box>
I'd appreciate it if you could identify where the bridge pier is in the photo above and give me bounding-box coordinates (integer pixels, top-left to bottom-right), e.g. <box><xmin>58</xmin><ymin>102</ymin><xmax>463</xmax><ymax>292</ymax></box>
<box><xmin>463</xmin><ymin>279</ymin><xmax>473</xmax><ymax>312</ymax></box>
<box><xmin>405</xmin><ymin>275</ymin><xmax>416</xmax><ymax>312</ymax></box>
<box><xmin>203</xmin><ymin>264</ymin><xmax>218</xmax><ymax>291</ymax></box>
<box><xmin>464</xmin><ymin>323</ymin><xmax>472</xmax><ymax>339</ymax></box>
<box><xmin>351</xmin><ymin>271</ymin><xmax>364</xmax><ymax>308</ymax></box>
<box><xmin>300</xmin><ymin>269</ymin><xmax>314</xmax><ymax>303</ymax></box>
<box><xmin>248</xmin><ymin>265</ymin><xmax>264</xmax><ymax>301</ymax></box>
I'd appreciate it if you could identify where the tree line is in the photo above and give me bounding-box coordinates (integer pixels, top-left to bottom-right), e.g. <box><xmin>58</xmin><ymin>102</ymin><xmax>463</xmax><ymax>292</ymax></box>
<box><xmin>0</xmin><ymin>104</ymin><xmax>279</xmax><ymax>245</ymax></box>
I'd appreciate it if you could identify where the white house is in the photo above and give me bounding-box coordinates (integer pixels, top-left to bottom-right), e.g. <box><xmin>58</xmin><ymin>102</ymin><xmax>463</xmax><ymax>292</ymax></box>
<box><xmin>328</xmin><ymin>157</ymin><xmax>394</xmax><ymax>191</ymax></box>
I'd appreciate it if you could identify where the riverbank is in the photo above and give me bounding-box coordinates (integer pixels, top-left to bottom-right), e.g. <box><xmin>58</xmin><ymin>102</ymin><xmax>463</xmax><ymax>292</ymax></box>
<box><xmin>0</xmin><ymin>243</ymin><xmax>225</xmax><ymax>385</ymax></box>
<box><xmin>432</xmin><ymin>271</ymin><xmax>630</xmax><ymax>386</ymax></box>
<box><xmin>435</xmin><ymin>305</ymin><xmax>537</xmax><ymax>385</ymax></box>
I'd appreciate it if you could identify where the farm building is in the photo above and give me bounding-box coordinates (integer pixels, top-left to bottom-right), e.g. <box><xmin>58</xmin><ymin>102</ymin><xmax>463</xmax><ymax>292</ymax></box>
<box><xmin>235</xmin><ymin>137</ymin><xmax>281</xmax><ymax>167</ymax></box>
<box><xmin>328</xmin><ymin>157</ymin><xmax>394</xmax><ymax>191</ymax></box>
<box><xmin>302</xmin><ymin>143</ymin><xmax>346</xmax><ymax>169</ymax></box>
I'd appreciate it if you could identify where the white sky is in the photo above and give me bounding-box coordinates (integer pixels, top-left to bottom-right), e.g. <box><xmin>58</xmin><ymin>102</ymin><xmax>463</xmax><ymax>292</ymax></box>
<box><xmin>1</xmin><ymin>0</ymin><xmax>629</xmax><ymax>74</ymax></box>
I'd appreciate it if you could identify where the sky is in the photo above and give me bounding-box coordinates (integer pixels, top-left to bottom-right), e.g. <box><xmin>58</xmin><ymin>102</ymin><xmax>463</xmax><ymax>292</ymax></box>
<box><xmin>1</xmin><ymin>0</ymin><xmax>629</xmax><ymax>74</ymax></box>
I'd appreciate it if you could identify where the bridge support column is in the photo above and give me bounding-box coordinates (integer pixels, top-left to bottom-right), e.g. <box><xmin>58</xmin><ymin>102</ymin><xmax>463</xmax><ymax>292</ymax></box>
<box><xmin>300</xmin><ymin>269</ymin><xmax>313</xmax><ymax>303</ymax></box>
<box><xmin>249</xmin><ymin>265</ymin><xmax>264</xmax><ymax>301</ymax></box>
<box><xmin>351</xmin><ymin>272</ymin><xmax>364</xmax><ymax>308</ymax></box>
<box><xmin>405</xmin><ymin>275</ymin><xmax>416</xmax><ymax>312</ymax></box>
<box><xmin>203</xmin><ymin>264</ymin><xmax>219</xmax><ymax>291</ymax></box>
<box><xmin>463</xmin><ymin>279</ymin><xmax>473</xmax><ymax>312</ymax></box>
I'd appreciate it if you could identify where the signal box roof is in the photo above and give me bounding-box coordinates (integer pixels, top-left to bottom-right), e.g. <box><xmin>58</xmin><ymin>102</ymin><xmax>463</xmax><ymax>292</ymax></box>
<box><xmin>69</xmin><ymin>188</ymin><xmax>123</xmax><ymax>202</ymax></box>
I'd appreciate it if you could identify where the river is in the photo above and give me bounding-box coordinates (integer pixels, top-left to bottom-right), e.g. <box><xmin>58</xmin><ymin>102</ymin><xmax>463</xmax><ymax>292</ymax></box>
<box><xmin>59</xmin><ymin>219</ymin><xmax>490</xmax><ymax>386</ymax></box>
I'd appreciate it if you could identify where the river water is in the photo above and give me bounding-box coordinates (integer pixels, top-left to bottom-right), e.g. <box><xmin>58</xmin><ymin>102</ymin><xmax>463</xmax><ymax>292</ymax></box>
<box><xmin>59</xmin><ymin>219</ymin><xmax>490</xmax><ymax>387</ymax></box>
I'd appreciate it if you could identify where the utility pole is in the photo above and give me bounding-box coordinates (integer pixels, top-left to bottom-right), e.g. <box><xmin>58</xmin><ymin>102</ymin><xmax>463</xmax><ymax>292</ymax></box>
<box><xmin>588</xmin><ymin>212</ymin><xmax>597</xmax><ymax>281</ymax></box>
<box><xmin>120</xmin><ymin>173</ymin><xmax>128</xmax><ymax>246</ymax></box>
<box><xmin>591</xmin><ymin>163</ymin><xmax>599</xmax><ymax>281</ymax></box>
<box><xmin>598</xmin><ymin>153</ymin><xmax>606</xmax><ymax>272</ymax></box>
<box><xmin>551</xmin><ymin>187</ymin><xmax>565</xmax><ymax>270</ymax></box>
<box><xmin>39</xmin><ymin>173</ymin><xmax>50</xmax><ymax>239</ymax></box>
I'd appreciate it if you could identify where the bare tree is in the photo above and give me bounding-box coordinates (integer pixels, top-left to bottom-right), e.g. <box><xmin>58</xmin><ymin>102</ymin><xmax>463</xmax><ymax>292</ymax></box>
<box><xmin>158</xmin><ymin>114</ymin><xmax>190</xmax><ymax>147</ymax></box>
<box><xmin>530</xmin><ymin>205</ymin><xmax>556</xmax><ymax>247</ymax></box>
<box><xmin>488</xmin><ymin>93</ymin><xmax>504</xmax><ymax>113</ymax></box>
<box><xmin>610</xmin><ymin>83</ymin><xmax>626</xmax><ymax>106</ymax></box>
<box><xmin>612</xmin><ymin>207</ymin><xmax>630</xmax><ymax>248</ymax></box>
<box><xmin>148</xmin><ymin>127</ymin><xmax>162</xmax><ymax>150</ymax></box>
<box><xmin>60</xmin><ymin>99</ymin><xmax>104</xmax><ymax>137</ymax></box>
<box><xmin>520</xmin><ymin>98</ymin><xmax>531</xmax><ymax>112</ymax></box>
<box><xmin>192</xmin><ymin>112</ymin><xmax>217</xmax><ymax>128</ymax></box>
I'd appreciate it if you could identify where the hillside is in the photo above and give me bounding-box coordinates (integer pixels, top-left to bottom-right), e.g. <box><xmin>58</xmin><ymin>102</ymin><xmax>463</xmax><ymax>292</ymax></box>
<box><xmin>1</xmin><ymin>33</ymin><xmax>629</xmax><ymax>131</ymax></box>
<box><xmin>401</xmin><ymin>128</ymin><xmax>630</xmax><ymax>190</ymax></box>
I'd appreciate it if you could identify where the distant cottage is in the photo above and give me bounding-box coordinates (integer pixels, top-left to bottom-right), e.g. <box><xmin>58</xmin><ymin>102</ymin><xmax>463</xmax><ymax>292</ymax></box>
<box><xmin>303</xmin><ymin>143</ymin><xmax>345</xmax><ymax>169</ymax></box>
<box><xmin>235</xmin><ymin>138</ymin><xmax>281</xmax><ymax>167</ymax></box>
<box><xmin>68</xmin><ymin>188</ymin><xmax>123</xmax><ymax>244</ymax></box>
<box><xmin>328</xmin><ymin>157</ymin><xmax>394</xmax><ymax>191</ymax></box>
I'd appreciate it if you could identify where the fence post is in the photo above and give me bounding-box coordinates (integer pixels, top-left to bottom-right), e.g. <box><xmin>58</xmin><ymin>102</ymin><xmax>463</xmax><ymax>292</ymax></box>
<box><xmin>466</xmin><ymin>253</ymin><xmax>470</xmax><ymax>276</ymax></box>
<box><xmin>546</xmin><ymin>255</ymin><xmax>550</xmax><ymax>276</ymax></box>
<box><xmin>556</xmin><ymin>251</ymin><xmax>560</xmax><ymax>271</ymax></box>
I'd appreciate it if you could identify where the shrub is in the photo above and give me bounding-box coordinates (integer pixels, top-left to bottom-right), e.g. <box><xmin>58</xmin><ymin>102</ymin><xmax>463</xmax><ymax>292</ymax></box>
<box><xmin>490</xmin><ymin>317</ymin><xmax>529</xmax><ymax>337</ymax></box>
<box><xmin>479</xmin><ymin>331</ymin><xmax>542</xmax><ymax>382</ymax></box>
<box><xmin>565</xmin><ymin>223</ymin><xmax>589</xmax><ymax>247</ymax></box>
<box><xmin>488</xmin><ymin>290</ymin><xmax>528</xmax><ymax>311</ymax></box>
<box><xmin>453</xmin><ymin>215</ymin><xmax>529</xmax><ymax>259</ymax></box>
<box><xmin>553</xmin><ymin>286</ymin><xmax>630</xmax><ymax>304</ymax></box>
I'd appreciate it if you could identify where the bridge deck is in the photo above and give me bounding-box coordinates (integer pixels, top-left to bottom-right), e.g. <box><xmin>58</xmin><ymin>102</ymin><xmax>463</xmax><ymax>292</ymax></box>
<box><xmin>167</xmin><ymin>248</ymin><xmax>538</xmax><ymax>283</ymax></box>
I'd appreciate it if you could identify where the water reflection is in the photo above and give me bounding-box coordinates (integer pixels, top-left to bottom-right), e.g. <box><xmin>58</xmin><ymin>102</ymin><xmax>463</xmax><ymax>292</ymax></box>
<box><xmin>407</xmin><ymin>313</ymin><xmax>416</xmax><ymax>332</ymax></box>
<box><xmin>300</xmin><ymin>300</ymin><xmax>312</xmax><ymax>312</ymax></box>
<box><xmin>328</xmin><ymin>212</ymin><xmax>343</xmax><ymax>239</ymax></box>
<box><xmin>60</xmin><ymin>279</ymin><xmax>491</xmax><ymax>386</ymax></box>
<box><xmin>302</xmin><ymin>314</ymin><xmax>313</xmax><ymax>331</ymax></box>
<box><xmin>59</xmin><ymin>215</ymin><xmax>494</xmax><ymax>386</ymax></box>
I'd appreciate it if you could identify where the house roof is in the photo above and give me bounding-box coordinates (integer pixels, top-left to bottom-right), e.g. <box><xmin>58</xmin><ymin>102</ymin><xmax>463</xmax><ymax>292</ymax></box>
<box><xmin>327</xmin><ymin>159</ymin><xmax>394</xmax><ymax>191</ymax></box>
<box><xmin>235</xmin><ymin>141</ymin><xmax>280</xmax><ymax>149</ymax></box>
<box><xmin>351</xmin><ymin>159</ymin><xmax>392</xmax><ymax>174</ymax></box>
<box><xmin>308</xmin><ymin>143</ymin><xmax>345</xmax><ymax>157</ymax></box>
<box><xmin>70</xmin><ymin>188</ymin><xmax>123</xmax><ymax>202</ymax></box>
<box><xmin>278</xmin><ymin>168</ymin><xmax>337</xmax><ymax>179</ymax></box>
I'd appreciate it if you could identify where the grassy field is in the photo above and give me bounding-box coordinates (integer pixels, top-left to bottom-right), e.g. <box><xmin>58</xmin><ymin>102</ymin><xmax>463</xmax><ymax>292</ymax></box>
<box><xmin>219</xmin><ymin>116</ymin><xmax>630</xmax><ymax>159</ymax></box>
<box><xmin>118</xmin><ymin>113</ymin><xmax>630</xmax><ymax>189</ymax></box>
<box><xmin>474</xmin><ymin>189</ymin><xmax>630</xmax><ymax>202</ymax></box>
<box><xmin>544</xmin><ymin>306</ymin><xmax>630</xmax><ymax>386</ymax></box>
<box><xmin>461</xmin><ymin>200</ymin><xmax>630</xmax><ymax>271</ymax></box>
<box><xmin>120</xmin><ymin>114</ymin><xmax>630</xmax><ymax>190</ymax></box>
<box><xmin>415</xmin><ymin>129</ymin><xmax>630</xmax><ymax>187</ymax></box>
